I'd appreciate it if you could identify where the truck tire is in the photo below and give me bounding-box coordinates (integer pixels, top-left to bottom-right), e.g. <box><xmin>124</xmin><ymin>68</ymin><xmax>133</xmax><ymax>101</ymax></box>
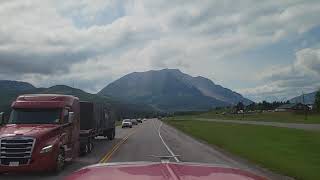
<box><xmin>103</xmin><ymin>130</ymin><xmax>108</xmax><ymax>137</ymax></box>
<box><xmin>54</xmin><ymin>148</ymin><xmax>65</xmax><ymax>173</ymax></box>
<box><xmin>108</xmin><ymin>129</ymin><xmax>115</xmax><ymax>140</ymax></box>
<box><xmin>88</xmin><ymin>141</ymin><xmax>93</xmax><ymax>153</ymax></box>
<box><xmin>83</xmin><ymin>144</ymin><xmax>89</xmax><ymax>155</ymax></box>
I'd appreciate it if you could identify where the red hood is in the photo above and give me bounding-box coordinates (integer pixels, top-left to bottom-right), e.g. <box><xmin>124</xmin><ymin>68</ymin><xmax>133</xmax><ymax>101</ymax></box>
<box><xmin>65</xmin><ymin>162</ymin><xmax>268</xmax><ymax>180</ymax></box>
<box><xmin>0</xmin><ymin>124</ymin><xmax>59</xmax><ymax>138</ymax></box>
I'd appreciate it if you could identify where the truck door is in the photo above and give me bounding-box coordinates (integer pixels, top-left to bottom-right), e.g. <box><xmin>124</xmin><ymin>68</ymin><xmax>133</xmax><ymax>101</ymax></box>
<box><xmin>62</xmin><ymin>108</ymin><xmax>74</xmax><ymax>160</ymax></box>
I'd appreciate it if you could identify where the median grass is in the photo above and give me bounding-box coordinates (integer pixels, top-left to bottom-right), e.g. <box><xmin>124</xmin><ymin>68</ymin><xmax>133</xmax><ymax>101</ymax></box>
<box><xmin>175</xmin><ymin>111</ymin><xmax>320</xmax><ymax>124</ymax></box>
<box><xmin>116</xmin><ymin>120</ymin><xmax>122</xmax><ymax>127</ymax></box>
<box><xmin>166</xmin><ymin>119</ymin><xmax>320</xmax><ymax>180</ymax></box>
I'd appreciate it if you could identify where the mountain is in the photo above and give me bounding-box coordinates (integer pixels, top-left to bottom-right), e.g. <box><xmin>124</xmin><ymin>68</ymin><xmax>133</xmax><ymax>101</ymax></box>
<box><xmin>0</xmin><ymin>81</ymin><xmax>37</xmax><ymax>114</ymax></box>
<box><xmin>289</xmin><ymin>91</ymin><xmax>317</xmax><ymax>104</ymax></box>
<box><xmin>0</xmin><ymin>82</ymin><xmax>156</xmax><ymax>119</ymax></box>
<box><xmin>99</xmin><ymin>69</ymin><xmax>252</xmax><ymax>112</ymax></box>
<box><xmin>0</xmin><ymin>80</ymin><xmax>35</xmax><ymax>93</ymax></box>
<box><xmin>171</xmin><ymin>73</ymin><xmax>252</xmax><ymax>105</ymax></box>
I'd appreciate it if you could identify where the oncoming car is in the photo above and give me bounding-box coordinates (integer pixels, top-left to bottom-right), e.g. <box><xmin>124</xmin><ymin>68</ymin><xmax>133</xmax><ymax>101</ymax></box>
<box><xmin>131</xmin><ymin>119</ymin><xmax>138</xmax><ymax>125</ymax></box>
<box><xmin>122</xmin><ymin>119</ymin><xmax>132</xmax><ymax>128</ymax></box>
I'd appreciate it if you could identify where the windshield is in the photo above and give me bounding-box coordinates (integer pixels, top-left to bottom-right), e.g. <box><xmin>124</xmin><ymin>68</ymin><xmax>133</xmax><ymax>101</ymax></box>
<box><xmin>0</xmin><ymin>1</ymin><xmax>319</xmax><ymax>180</ymax></box>
<box><xmin>8</xmin><ymin>109</ymin><xmax>61</xmax><ymax>124</ymax></box>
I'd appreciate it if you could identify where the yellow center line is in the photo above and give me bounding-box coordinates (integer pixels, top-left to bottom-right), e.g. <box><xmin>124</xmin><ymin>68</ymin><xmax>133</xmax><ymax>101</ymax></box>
<box><xmin>99</xmin><ymin>129</ymin><xmax>137</xmax><ymax>163</ymax></box>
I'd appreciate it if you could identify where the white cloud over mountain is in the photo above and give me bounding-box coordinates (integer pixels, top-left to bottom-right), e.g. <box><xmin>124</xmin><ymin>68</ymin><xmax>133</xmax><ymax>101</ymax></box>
<box><xmin>240</xmin><ymin>47</ymin><xmax>320</xmax><ymax>101</ymax></box>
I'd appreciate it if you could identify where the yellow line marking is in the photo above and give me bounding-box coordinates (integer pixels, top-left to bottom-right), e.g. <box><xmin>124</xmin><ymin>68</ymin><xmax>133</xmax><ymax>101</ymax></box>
<box><xmin>99</xmin><ymin>130</ymin><xmax>137</xmax><ymax>163</ymax></box>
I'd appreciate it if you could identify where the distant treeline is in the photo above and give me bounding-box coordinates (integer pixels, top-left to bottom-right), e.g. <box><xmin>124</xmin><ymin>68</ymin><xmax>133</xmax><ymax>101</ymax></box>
<box><xmin>244</xmin><ymin>101</ymin><xmax>290</xmax><ymax>111</ymax></box>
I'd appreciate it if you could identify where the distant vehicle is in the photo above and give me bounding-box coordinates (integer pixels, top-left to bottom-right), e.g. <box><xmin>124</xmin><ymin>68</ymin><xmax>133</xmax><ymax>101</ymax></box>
<box><xmin>65</xmin><ymin>162</ymin><xmax>267</xmax><ymax>180</ymax></box>
<box><xmin>131</xmin><ymin>119</ymin><xmax>138</xmax><ymax>125</ymax></box>
<box><xmin>137</xmin><ymin>119</ymin><xmax>142</xmax><ymax>123</ymax></box>
<box><xmin>122</xmin><ymin>119</ymin><xmax>132</xmax><ymax>128</ymax></box>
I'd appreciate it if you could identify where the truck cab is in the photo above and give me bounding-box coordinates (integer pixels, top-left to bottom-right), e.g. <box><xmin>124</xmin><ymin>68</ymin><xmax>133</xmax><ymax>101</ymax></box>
<box><xmin>0</xmin><ymin>94</ymin><xmax>80</xmax><ymax>173</ymax></box>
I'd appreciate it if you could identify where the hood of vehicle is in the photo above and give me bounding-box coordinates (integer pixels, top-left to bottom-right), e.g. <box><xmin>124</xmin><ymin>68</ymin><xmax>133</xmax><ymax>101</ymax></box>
<box><xmin>0</xmin><ymin>124</ymin><xmax>59</xmax><ymax>138</ymax></box>
<box><xmin>65</xmin><ymin>162</ymin><xmax>267</xmax><ymax>180</ymax></box>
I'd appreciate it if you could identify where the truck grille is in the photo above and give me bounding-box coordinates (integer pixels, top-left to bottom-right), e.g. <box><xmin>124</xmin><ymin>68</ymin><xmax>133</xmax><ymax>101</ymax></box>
<box><xmin>0</xmin><ymin>137</ymin><xmax>35</xmax><ymax>166</ymax></box>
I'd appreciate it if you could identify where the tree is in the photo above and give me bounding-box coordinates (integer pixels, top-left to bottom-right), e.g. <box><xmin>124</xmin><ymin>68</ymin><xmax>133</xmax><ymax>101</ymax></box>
<box><xmin>236</xmin><ymin>102</ymin><xmax>245</xmax><ymax>112</ymax></box>
<box><xmin>315</xmin><ymin>90</ymin><xmax>320</xmax><ymax>111</ymax></box>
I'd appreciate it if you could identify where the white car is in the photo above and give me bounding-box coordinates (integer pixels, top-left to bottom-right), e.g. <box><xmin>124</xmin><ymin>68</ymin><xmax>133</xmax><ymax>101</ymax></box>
<box><xmin>122</xmin><ymin>119</ymin><xmax>133</xmax><ymax>128</ymax></box>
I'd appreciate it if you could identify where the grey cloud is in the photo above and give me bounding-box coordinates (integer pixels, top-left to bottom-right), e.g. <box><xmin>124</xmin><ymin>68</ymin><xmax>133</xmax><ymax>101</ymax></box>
<box><xmin>0</xmin><ymin>0</ymin><xmax>320</xmax><ymax>95</ymax></box>
<box><xmin>0</xmin><ymin>48</ymin><xmax>94</xmax><ymax>75</ymax></box>
<box><xmin>296</xmin><ymin>48</ymin><xmax>320</xmax><ymax>75</ymax></box>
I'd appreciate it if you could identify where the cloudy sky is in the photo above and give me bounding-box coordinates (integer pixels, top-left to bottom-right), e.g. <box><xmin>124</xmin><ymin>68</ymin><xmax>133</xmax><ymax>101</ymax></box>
<box><xmin>0</xmin><ymin>0</ymin><xmax>320</xmax><ymax>102</ymax></box>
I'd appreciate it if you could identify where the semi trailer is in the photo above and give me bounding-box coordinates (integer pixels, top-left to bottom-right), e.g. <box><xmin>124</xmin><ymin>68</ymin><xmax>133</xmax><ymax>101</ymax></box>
<box><xmin>79</xmin><ymin>101</ymin><xmax>115</xmax><ymax>154</ymax></box>
<box><xmin>0</xmin><ymin>94</ymin><xmax>115</xmax><ymax>173</ymax></box>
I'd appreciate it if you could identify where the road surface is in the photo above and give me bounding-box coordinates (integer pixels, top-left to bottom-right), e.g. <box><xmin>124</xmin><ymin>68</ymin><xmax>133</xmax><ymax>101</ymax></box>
<box><xmin>196</xmin><ymin>118</ymin><xmax>320</xmax><ymax>131</ymax></box>
<box><xmin>1</xmin><ymin>119</ymin><xmax>291</xmax><ymax>180</ymax></box>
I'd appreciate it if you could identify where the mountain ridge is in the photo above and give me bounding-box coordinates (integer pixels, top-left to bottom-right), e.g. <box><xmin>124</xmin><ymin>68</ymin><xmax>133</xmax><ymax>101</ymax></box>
<box><xmin>289</xmin><ymin>91</ymin><xmax>317</xmax><ymax>104</ymax></box>
<box><xmin>99</xmin><ymin>69</ymin><xmax>252</xmax><ymax>112</ymax></box>
<box><xmin>0</xmin><ymin>82</ymin><xmax>156</xmax><ymax>119</ymax></box>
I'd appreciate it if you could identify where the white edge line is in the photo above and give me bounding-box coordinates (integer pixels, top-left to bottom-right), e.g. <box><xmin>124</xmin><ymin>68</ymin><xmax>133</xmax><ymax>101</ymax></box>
<box><xmin>157</xmin><ymin>120</ymin><xmax>180</xmax><ymax>162</ymax></box>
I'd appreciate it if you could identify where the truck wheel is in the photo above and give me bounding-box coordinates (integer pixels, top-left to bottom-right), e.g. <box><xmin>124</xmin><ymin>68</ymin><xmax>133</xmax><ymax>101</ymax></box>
<box><xmin>83</xmin><ymin>144</ymin><xmax>89</xmax><ymax>155</ymax></box>
<box><xmin>103</xmin><ymin>130</ymin><xmax>108</xmax><ymax>137</ymax></box>
<box><xmin>108</xmin><ymin>129</ymin><xmax>115</xmax><ymax>141</ymax></box>
<box><xmin>108</xmin><ymin>131</ymin><xmax>115</xmax><ymax>140</ymax></box>
<box><xmin>88</xmin><ymin>142</ymin><xmax>93</xmax><ymax>153</ymax></box>
<box><xmin>55</xmin><ymin>148</ymin><xmax>65</xmax><ymax>173</ymax></box>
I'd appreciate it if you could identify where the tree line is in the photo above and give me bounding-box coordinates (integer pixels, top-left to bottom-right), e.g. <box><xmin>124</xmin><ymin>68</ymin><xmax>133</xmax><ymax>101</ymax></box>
<box><xmin>316</xmin><ymin>90</ymin><xmax>320</xmax><ymax>111</ymax></box>
<box><xmin>235</xmin><ymin>101</ymin><xmax>290</xmax><ymax>112</ymax></box>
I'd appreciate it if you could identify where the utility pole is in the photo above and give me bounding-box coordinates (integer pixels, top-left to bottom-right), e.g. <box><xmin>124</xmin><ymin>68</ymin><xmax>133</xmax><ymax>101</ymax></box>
<box><xmin>302</xmin><ymin>91</ymin><xmax>308</xmax><ymax>121</ymax></box>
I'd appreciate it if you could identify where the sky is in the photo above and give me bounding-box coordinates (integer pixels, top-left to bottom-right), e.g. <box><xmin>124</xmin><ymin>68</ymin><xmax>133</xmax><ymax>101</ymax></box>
<box><xmin>0</xmin><ymin>0</ymin><xmax>320</xmax><ymax>102</ymax></box>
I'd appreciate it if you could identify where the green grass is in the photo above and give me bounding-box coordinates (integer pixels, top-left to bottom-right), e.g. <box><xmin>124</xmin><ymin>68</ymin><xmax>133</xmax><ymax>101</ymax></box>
<box><xmin>174</xmin><ymin>111</ymin><xmax>320</xmax><ymax>124</ymax></box>
<box><xmin>116</xmin><ymin>121</ymin><xmax>122</xmax><ymax>127</ymax></box>
<box><xmin>166</xmin><ymin>119</ymin><xmax>320</xmax><ymax>180</ymax></box>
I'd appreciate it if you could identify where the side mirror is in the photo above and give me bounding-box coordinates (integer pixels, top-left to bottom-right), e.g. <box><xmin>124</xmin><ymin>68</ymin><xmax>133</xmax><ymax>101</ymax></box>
<box><xmin>0</xmin><ymin>112</ymin><xmax>4</xmax><ymax>125</ymax></box>
<box><xmin>68</xmin><ymin>112</ymin><xmax>74</xmax><ymax>123</ymax></box>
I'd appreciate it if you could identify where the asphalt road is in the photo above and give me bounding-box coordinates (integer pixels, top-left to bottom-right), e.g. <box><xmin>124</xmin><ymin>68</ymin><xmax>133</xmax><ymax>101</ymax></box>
<box><xmin>1</xmin><ymin>118</ymin><xmax>291</xmax><ymax>180</ymax></box>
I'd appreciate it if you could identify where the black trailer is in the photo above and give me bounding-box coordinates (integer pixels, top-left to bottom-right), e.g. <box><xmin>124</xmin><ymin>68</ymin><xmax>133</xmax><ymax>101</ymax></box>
<box><xmin>79</xmin><ymin>101</ymin><xmax>116</xmax><ymax>154</ymax></box>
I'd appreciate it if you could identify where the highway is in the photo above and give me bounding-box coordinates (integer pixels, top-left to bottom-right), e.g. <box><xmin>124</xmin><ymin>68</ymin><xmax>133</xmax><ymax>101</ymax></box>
<box><xmin>1</xmin><ymin>119</ymin><xmax>290</xmax><ymax>180</ymax></box>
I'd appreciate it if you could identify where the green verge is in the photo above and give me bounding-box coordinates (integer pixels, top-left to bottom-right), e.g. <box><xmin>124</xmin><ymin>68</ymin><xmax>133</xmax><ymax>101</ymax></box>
<box><xmin>166</xmin><ymin>119</ymin><xmax>320</xmax><ymax>180</ymax></box>
<box><xmin>175</xmin><ymin>111</ymin><xmax>320</xmax><ymax>124</ymax></box>
<box><xmin>116</xmin><ymin>121</ymin><xmax>122</xmax><ymax>127</ymax></box>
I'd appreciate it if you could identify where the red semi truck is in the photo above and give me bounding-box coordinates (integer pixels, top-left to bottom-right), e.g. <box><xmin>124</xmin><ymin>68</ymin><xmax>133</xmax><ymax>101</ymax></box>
<box><xmin>0</xmin><ymin>94</ymin><xmax>115</xmax><ymax>173</ymax></box>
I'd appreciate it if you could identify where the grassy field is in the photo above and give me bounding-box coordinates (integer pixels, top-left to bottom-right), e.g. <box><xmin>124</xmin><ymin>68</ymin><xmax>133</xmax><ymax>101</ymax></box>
<box><xmin>166</xmin><ymin>119</ymin><xmax>320</xmax><ymax>180</ymax></box>
<box><xmin>174</xmin><ymin>111</ymin><xmax>320</xmax><ymax>124</ymax></box>
<box><xmin>116</xmin><ymin>120</ymin><xmax>122</xmax><ymax>126</ymax></box>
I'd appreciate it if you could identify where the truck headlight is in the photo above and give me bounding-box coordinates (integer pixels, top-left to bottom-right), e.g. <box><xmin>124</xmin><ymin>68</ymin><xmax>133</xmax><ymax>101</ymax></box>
<box><xmin>40</xmin><ymin>144</ymin><xmax>53</xmax><ymax>153</ymax></box>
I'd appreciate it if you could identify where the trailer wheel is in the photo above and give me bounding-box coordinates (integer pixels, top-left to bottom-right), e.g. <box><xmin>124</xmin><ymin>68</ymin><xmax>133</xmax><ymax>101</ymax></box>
<box><xmin>83</xmin><ymin>144</ymin><xmax>89</xmax><ymax>155</ymax></box>
<box><xmin>88</xmin><ymin>141</ymin><xmax>93</xmax><ymax>153</ymax></box>
<box><xmin>54</xmin><ymin>148</ymin><xmax>65</xmax><ymax>173</ymax></box>
<box><xmin>103</xmin><ymin>130</ymin><xmax>108</xmax><ymax>137</ymax></box>
<box><xmin>108</xmin><ymin>129</ymin><xmax>115</xmax><ymax>140</ymax></box>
